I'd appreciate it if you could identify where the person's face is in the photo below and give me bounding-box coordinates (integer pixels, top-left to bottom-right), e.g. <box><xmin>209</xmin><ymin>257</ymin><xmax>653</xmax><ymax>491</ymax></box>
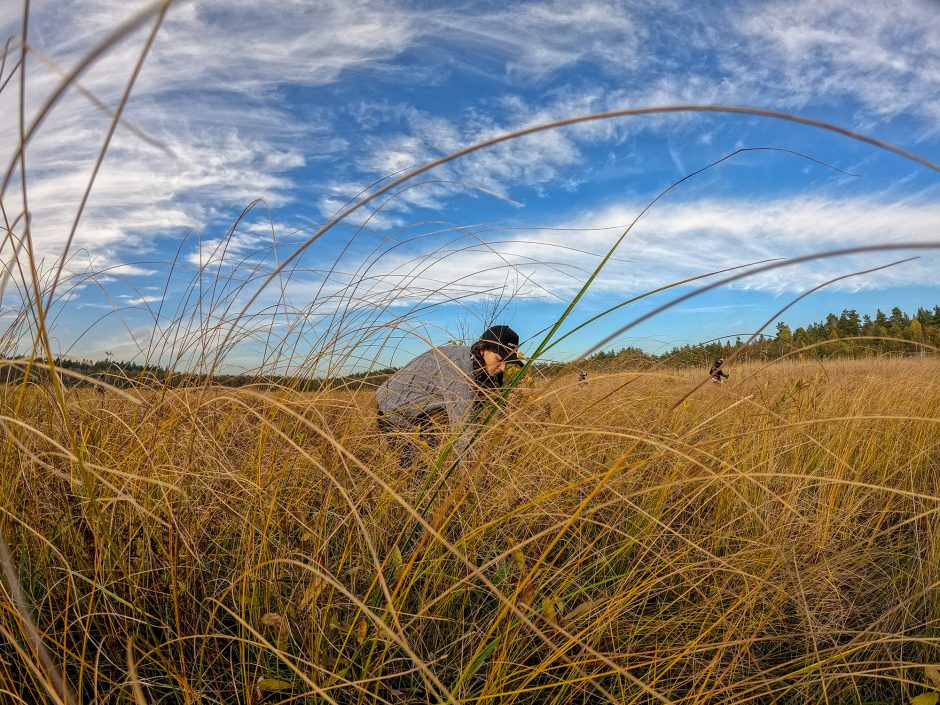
<box><xmin>481</xmin><ymin>348</ymin><xmax>507</xmax><ymax>377</ymax></box>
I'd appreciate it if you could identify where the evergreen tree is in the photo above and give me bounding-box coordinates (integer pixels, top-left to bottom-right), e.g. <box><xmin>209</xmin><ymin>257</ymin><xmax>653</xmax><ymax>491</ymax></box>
<box><xmin>888</xmin><ymin>307</ymin><xmax>910</xmax><ymax>332</ymax></box>
<box><xmin>794</xmin><ymin>327</ymin><xmax>809</xmax><ymax>348</ymax></box>
<box><xmin>837</xmin><ymin>309</ymin><xmax>861</xmax><ymax>337</ymax></box>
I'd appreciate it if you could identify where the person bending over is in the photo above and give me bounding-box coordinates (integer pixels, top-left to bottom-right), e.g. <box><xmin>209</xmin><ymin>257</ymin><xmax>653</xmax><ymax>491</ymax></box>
<box><xmin>709</xmin><ymin>358</ymin><xmax>729</xmax><ymax>384</ymax></box>
<box><xmin>375</xmin><ymin>325</ymin><xmax>520</xmax><ymax>461</ymax></box>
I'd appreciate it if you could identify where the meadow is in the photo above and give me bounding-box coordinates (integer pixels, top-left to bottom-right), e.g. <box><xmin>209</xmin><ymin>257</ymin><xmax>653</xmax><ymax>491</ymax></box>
<box><xmin>2</xmin><ymin>356</ymin><xmax>939</xmax><ymax>704</ymax></box>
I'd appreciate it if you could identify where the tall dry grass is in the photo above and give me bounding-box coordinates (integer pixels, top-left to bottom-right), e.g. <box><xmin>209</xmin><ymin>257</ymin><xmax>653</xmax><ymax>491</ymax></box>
<box><xmin>1</xmin><ymin>358</ymin><xmax>940</xmax><ymax>703</ymax></box>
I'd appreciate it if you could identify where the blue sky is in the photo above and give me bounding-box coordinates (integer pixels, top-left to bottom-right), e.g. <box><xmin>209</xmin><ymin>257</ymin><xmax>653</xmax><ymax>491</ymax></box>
<box><xmin>0</xmin><ymin>0</ymin><xmax>938</xmax><ymax>373</ymax></box>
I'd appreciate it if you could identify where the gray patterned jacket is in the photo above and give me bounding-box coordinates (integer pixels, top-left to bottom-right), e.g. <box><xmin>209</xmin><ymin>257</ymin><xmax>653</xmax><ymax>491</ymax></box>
<box><xmin>375</xmin><ymin>345</ymin><xmax>480</xmax><ymax>432</ymax></box>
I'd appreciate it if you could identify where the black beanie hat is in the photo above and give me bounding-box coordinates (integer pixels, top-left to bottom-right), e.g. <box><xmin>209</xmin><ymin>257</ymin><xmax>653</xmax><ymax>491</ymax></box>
<box><xmin>479</xmin><ymin>325</ymin><xmax>520</xmax><ymax>362</ymax></box>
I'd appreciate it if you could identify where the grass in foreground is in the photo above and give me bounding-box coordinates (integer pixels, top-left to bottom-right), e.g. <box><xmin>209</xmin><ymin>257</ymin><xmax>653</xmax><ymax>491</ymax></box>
<box><xmin>1</xmin><ymin>356</ymin><xmax>939</xmax><ymax>704</ymax></box>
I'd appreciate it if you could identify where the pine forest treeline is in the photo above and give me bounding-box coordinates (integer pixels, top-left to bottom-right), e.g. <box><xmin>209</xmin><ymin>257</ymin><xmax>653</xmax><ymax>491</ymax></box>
<box><xmin>592</xmin><ymin>304</ymin><xmax>940</xmax><ymax>369</ymax></box>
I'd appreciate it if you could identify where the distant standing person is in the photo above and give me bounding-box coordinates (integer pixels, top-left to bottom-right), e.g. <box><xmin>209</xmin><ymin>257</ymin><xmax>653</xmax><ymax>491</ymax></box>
<box><xmin>375</xmin><ymin>325</ymin><xmax>520</xmax><ymax>458</ymax></box>
<box><xmin>709</xmin><ymin>358</ymin><xmax>728</xmax><ymax>384</ymax></box>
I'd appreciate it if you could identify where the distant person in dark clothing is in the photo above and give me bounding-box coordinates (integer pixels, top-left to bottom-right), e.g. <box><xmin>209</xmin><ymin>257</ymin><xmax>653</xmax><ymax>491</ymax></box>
<box><xmin>375</xmin><ymin>325</ymin><xmax>520</xmax><ymax>461</ymax></box>
<box><xmin>709</xmin><ymin>358</ymin><xmax>728</xmax><ymax>384</ymax></box>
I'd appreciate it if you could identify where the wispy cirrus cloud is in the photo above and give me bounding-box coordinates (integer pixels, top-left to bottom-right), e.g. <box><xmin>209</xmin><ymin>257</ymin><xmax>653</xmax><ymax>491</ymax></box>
<box><xmin>325</xmin><ymin>193</ymin><xmax>940</xmax><ymax>306</ymax></box>
<box><xmin>729</xmin><ymin>0</ymin><xmax>940</xmax><ymax>127</ymax></box>
<box><xmin>324</xmin><ymin>0</ymin><xmax>940</xmax><ymax>219</ymax></box>
<box><xmin>432</xmin><ymin>0</ymin><xmax>649</xmax><ymax>79</ymax></box>
<box><xmin>121</xmin><ymin>294</ymin><xmax>162</xmax><ymax>306</ymax></box>
<box><xmin>0</xmin><ymin>0</ymin><xmax>414</xmax><ymax>275</ymax></box>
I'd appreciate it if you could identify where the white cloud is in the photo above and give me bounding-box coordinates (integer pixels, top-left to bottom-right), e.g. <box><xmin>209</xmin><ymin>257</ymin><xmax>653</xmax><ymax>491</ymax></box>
<box><xmin>186</xmin><ymin>231</ymin><xmax>261</xmax><ymax>265</ymax></box>
<box><xmin>0</xmin><ymin>0</ymin><xmax>413</xmax><ymax>280</ymax></box>
<box><xmin>435</xmin><ymin>0</ymin><xmax>648</xmax><ymax>79</ymax></box>
<box><xmin>121</xmin><ymin>294</ymin><xmax>162</xmax><ymax>305</ymax></box>
<box><xmin>106</xmin><ymin>264</ymin><xmax>157</xmax><ymax>276</ymax></box>
<box><xmin>560</xmin><ymin>194</ymin><xmax>940</xmax><ymax>294</ymax></box>
<box><xmin>728</xmin><ymin>0</ymin><xmax>940</xmax><ymax>127</ymax></box>
<box><xmin>315</xmin><ymin>194</ymin><xmax>940</xmax><ymax>307</ymax></box>
<box><xmin>328</xmin><ymin>0</ymin><xmax>940</xmax><ymax>220</ymax></box>
<box><xmin>43</xmin><ymin>190</ymin><xmax>940</xmax><ymax>366</ymax></box>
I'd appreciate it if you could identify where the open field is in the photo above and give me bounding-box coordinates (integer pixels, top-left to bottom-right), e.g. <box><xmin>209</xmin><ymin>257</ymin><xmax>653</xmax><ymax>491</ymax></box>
<box><xmin>2</xmin><ymin>357</ymin><xmax>939</xmax><ymax>703</ymax></box>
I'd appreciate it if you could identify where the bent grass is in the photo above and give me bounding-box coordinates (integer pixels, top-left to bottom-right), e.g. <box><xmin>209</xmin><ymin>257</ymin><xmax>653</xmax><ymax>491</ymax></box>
<box><xmin>1</xmin><ymin>360</ymin><xmax>940</xmax><ymax>703</ymax></box>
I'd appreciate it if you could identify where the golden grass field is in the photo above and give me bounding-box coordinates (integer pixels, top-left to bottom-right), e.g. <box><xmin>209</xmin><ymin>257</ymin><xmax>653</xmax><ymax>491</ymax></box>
<box><xmin>2</xmin><ymin>356</ymin><xmax>939</xmax><ymax>704</ymax></box>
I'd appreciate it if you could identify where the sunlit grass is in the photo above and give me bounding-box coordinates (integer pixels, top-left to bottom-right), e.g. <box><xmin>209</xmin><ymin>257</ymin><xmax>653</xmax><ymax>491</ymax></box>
<box><xmin>1</xmin><ymin>358</ymin><xmax>939</xmax><ymax>703</ymax></box>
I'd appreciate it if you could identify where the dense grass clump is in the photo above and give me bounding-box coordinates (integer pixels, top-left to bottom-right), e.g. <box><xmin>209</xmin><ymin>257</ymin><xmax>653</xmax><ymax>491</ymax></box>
<box><xmin>1</xmin><ymin>358</ymin><xmax>939</xmax><ymax>703</ymax></box>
